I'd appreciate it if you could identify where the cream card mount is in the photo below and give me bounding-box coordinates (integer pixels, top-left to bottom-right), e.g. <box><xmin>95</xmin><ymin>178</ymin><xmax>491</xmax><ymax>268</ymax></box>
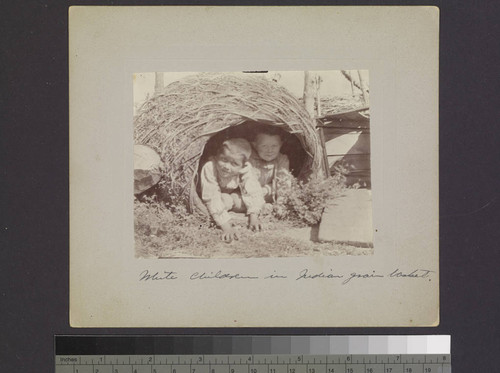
<box><xmin>69</xmin><ymin>6</ymin><xmax>439</xmax><ymax>327</ymax></box>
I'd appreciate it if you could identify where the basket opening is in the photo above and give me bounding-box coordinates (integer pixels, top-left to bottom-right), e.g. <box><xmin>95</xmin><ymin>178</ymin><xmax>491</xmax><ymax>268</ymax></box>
<box><xmin>195</xmin><ymin>121</ymin><xmax>309</xmax><ymax>199</ymax></box>
<box><xmin>199</xmin><ymin>121</ymin><xmax>307</xmax><ymax>173</ymax></box>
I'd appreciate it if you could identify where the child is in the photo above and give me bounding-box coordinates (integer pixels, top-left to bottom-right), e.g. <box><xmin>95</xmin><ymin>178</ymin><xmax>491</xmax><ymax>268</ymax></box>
<box><xmin>249</xmin><ymin>127</ymin><xmax>290</xmax><ymax>203</ymax></box>
<box><xmin>200</xmin><ymin>138</ymin><xmax>264</xmax><ymax>242</ymax></box>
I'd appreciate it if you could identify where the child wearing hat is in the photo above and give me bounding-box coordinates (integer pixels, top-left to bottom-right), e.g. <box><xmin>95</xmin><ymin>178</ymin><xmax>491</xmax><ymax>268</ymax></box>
<box><xmin>200</xmin><ymin>138</ymin><xmax>265</xmax><ymax>242</ymax></box>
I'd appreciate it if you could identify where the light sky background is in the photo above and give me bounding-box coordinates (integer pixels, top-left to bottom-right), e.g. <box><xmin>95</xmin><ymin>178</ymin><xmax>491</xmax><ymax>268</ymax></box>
<box><xmin>133</xmin><ymin>70</ymin><xmax>368</xmax><ymax>112</ymax></box>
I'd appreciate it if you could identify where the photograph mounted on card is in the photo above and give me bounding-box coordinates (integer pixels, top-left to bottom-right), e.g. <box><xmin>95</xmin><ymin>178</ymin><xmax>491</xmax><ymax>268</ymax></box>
<box><xmin>69</xmin><ymin>6</ymin><xmax>439</xmax><ymax>327</ymax></box>
<box><xmin>133</xmin><ymin>70</ymin><xmax>372</xmax><ymax>259</ymax></box>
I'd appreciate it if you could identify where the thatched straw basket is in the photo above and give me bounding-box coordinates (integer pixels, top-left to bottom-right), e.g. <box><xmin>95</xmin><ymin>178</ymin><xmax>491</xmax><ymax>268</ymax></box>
<box><xmin>134</xmin><ymin>73</ymin><xmax>325</xmax><ymax>216</ymax></box>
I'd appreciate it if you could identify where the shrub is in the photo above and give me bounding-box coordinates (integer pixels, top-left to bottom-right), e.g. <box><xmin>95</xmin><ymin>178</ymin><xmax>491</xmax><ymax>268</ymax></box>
<box><xmin>271</xmin><ymin>171</ymin><xmax>346</xmax><ymax>226</ymax></box>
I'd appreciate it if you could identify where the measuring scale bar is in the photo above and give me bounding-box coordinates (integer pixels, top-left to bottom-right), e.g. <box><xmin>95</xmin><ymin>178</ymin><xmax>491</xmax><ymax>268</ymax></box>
<box><xmin>55</xmin><ymin>354</ymin><xmax>451</xmax><ymax>373</ymax></box>
<box><xmin>55</xmin><ymin>336</ymin><xmax>451</xmax><ymax>373</ymax></box>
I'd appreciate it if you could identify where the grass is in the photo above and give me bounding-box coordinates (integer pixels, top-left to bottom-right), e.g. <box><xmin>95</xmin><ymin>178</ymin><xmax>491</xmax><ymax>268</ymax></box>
<box><xmin>134</xmin><ymin>195</ymin><xmax>373</xmax><ymax>259</ymax></box>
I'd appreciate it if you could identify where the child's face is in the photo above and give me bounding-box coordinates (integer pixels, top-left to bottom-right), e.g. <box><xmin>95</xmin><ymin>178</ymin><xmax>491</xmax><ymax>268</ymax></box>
<box><xmin>253</xmin><ymin>133</ymin><xmax>282</xmax><ymax>162</ymax></box>
<box><xmin>215</xmin><ymin>149</ymin><xmax>244</xmax><ymax>177</ymax></box>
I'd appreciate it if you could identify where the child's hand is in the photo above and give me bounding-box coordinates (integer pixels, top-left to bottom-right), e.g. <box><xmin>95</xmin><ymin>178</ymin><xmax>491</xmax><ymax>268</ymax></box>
<box><xmin>262</xmin><ymin>185</ymin><xmax>272</xmax><ymax>197</ymax></box>
<box><xmin>261</xmin><ymin>202</ymin><xmax>274</xmax><ymax>215</ymax></box>
<box><xmin>220</xmin><ymin>221</ymin><xmax>238</xmax><ymax>243</ymax></box>
<box><xmin>248</xmin><ymin>213</ymin><xmax>263</xmax><ymax>232</ymax></box>
<box><xmin>238</xmin><ymin>161</ymin><xmax>252</xmax><ymax>181</ymax></box>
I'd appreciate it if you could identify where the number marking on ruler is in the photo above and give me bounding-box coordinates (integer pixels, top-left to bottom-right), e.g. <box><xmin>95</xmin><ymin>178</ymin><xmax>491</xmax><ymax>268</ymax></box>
<box><xmin>56</xmin><ymin>354</ymin><xmax>451</xmax><ymax>373</ymax></box>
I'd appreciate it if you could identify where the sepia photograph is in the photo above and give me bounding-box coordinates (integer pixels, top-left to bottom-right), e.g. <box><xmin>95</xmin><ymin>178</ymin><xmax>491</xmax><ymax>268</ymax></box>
<box><xmin>69</xmin><ymin>6</ymin><xmax>439</xmax><ymax>327</ymax></box>
<box><xmin>133</xmin><ymin>71</ymin><xmax>373</xmax><ymax>258</ymax></box>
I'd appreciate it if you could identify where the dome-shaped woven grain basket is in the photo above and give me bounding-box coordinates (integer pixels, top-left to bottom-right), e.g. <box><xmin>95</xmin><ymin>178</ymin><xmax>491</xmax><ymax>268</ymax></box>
<box><xmin>134</xmin><ymin>73</ymin><xmax>325</xmax><ymax>216</ymax></box>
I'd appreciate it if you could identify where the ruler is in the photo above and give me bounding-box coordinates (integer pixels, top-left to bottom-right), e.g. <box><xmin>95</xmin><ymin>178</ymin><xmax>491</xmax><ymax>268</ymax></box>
<box><xmin>55</xmin><ymin>354</ymin><xmax>451</xmax><ymax>373</ymax></box>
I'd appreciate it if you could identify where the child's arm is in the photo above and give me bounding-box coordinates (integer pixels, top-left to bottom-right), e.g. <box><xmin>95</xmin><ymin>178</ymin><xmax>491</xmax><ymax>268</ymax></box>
<box><xmin>261</xmin><ymin>184</ymin><xmax>273</xmax><ymax>198</ymax></box>
<box><xmin>276</xmin><ymin>153</ymin><xmax>290</xmax><ymax>173</ymax></box>
<box><xmin>201</xmin><ymin>162</ymin><xmax>238</xmax><ymax>241</ymax></box>
<box><xmin>247</xmin><ymin>156</ymin><xmax>270</xmax><ymax>197</ymax></box>
<box><xmin>275</xmin><ymin>154</ymin><xmax>291</xmax><ymax>186</ymax></box>
<box><xmin>200</xmin><ymin>161</ymin><xmax>231</xmax><ymax>227</ymax></box>
<box><xmin>239</xmin><ymin>162</ymin><xmax>265</xmax><ymax>231</ymax></box>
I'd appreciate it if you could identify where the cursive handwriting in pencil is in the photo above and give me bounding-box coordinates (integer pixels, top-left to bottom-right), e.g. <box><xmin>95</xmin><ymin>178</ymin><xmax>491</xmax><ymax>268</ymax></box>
<box><xmin>139</xmin><ymin>270</ymin><xmax>178</xmax><ymax>281</ymax></box>
<box><xmin>264</xmin><ymin>271</ymin><xmax>288</xmax><ymax>279</ymax></box>
<box><xmin>190</xmin><ymin>270</ymin><xmax>259</xmax><ymax>280</ymax></box>
<box><xmin>296</xmin><ymin>268</ymin><xmax>344</xmax><ymax>280</ymax></box>
<box><xmin>342</xmin><ymin>271</ymin><xmax>384</xmax><ymax>284</ymax></box>
<box><xmin>389</xmin><ymin>269</ymin><xmax>435</xmax><ymax>278</ymax></box>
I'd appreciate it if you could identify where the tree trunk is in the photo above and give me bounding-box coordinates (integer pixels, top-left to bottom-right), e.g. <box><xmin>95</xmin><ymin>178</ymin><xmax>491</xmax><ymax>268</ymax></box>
<box><xmin>303</xmin><ymin>71</ymin><xmax>315</xmax><ymax>117</ymax></box>
<box><xmin>357</xmin><ymin>70</ymin><xmax>369</xmax><ymax>106</ymax></box>
<box><xmin>154</xmin><ymin>72</ymin><xmax>164</xmax><ymax>96</ymax></box>
<box><xmin>314</xmin><ymin>75</ymin><xmax>322</xmax><ymax>117</ymax></box>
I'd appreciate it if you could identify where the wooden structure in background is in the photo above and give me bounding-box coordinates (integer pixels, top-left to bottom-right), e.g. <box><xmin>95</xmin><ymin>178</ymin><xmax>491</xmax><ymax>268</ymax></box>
<box><xmin>317</xmin><ymin>107</ymin><xmax>371</xmax><ymax>188</ymax></box>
